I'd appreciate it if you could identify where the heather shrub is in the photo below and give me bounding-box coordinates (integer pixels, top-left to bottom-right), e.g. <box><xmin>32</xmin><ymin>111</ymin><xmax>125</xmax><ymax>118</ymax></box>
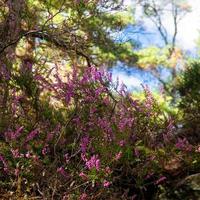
<box><xmin>0</xmin><ymin>65</ymin><xmax>200</xmax><ymax>199</ymax></box>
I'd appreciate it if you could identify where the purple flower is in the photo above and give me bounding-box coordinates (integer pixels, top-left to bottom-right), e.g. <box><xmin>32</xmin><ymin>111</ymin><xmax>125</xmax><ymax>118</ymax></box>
<box><xmin>118</xmin><ymin>117</ymin><xmax>133</xmax><ymax>131</ymax></box>
<box><xmin>25</xmin><ymin>129</ymin><xmax>39</xmax><ymax>143</ymax></box>
<box><xmin>80</xmin><ymin>135</ymin><xmax>90</xmax><ymax>153</ymax></box>
<box><xmin>5</xmin><ymin>126</ymin><xmax>24</xmax><ymax>141</ymax></box>
<box><xmin>175</xmin><ymin>138</ymin><xmax>193</xmax><ymax>152</ymax></box>
<box><xmin>142</xmin><ymin>84</ymin><xmax>154</xmax><ymax>112</ymax></box>
<box><xmin>119</xmin><ymin>140</ymin><xmax>126</xmax><ymax>147</ymax></box>
<box><xmin>85</xmin><ymin>155</ymin><xmax>100</xmax><ymax>171</ymax></box>
<box><xmin>42</xmin><ymin>145</ymin><xmax>49</xmax><ymax>155</ymax></box>
<box><xmin>0</xmin><ymin>64</ymin><xmax>10</xmax><ymax>80</ymax></box>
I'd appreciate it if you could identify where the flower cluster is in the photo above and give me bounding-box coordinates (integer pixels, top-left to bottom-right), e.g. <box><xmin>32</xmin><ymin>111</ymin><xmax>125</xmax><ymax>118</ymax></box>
<box><xmin>175</xmin><ymin>137</ymin><xmax>193</xmax><ymax>152</ymax></box>
<box><xmin>85</xmin><ymin>155</ymin><xmax>101</xmax><ymax>171</ymax></box>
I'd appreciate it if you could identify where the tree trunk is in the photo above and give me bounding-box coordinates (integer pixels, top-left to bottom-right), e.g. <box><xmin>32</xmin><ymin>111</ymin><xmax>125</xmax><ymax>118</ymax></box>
<box><xmin>0</xmin><ymin>0</ymin><xmax>24</xmax><ymax>133</ymax></box>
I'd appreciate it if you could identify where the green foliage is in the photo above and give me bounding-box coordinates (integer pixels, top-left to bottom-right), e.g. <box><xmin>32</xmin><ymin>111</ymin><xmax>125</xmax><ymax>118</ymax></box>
<box><xmin>178</xmin><ymin>61</ymin><xmax>200</xmax><ymax>113</ymax></box>
<box><xmin>132</xmin><ymin>90</ymin><xmax>178</xmax><ymax>117</ymax></box>
<box><xmin>2</xmin><ymin>0</ymin><xmax>138</xmax><ymax>68</ymax></box>
<box><xmin>136</xmin><ymin>46</ymin><xmax>169</xmax><ymax>69</ymax></box>
<box><xmin>176</xmin><ymin>61</ymin><xmax>200</xmax><ymax>143</ymax></box>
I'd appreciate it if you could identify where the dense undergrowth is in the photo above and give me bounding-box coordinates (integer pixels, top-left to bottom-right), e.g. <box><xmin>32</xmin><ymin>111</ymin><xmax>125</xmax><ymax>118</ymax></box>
<box><xmin>0</xmin><ymin>65</ymin><xmax>200</xmax><ymax>199</ymax></box>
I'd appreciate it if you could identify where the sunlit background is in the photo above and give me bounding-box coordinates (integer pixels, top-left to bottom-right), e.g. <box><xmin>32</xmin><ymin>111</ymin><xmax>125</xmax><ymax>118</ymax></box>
<box><xmin>111</xmin><ymin>0</ymin><xmax>200</xmax><ymax>91</ymax></box>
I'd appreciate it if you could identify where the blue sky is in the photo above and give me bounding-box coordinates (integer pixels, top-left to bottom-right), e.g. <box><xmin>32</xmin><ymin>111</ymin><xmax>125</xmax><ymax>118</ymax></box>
<box><xmin>111</xmin><ymin>0</ymin><xmax>200</xmax><ymax>91</ymax></box>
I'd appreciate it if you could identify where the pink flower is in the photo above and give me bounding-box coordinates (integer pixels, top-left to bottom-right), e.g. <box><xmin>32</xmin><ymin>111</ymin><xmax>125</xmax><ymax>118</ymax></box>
<box><xmin>0</xmin><ymin>154</ymin><xmax>8</xmax><ymax>172</ymax></box>
<box><xmin>175</xmin><ymin>138</ymin><xmax>192</xmax><ymax>152</ymax></box>
<box><xmin>11</xmin><ymin>149</ymin><xmax>23</xmax><ymax>158</ymax></box>
<box><xmin>79</xmin><ymin>172</ymin><xmax>88</xmax><ymax>180</ymax></box>
<box><xmin>81</xmin><ymin>153</ymin><xmax>87</xmax><ymax>162</ymax></box>
<box><xmin>105</xmin><ymin>166</ymin><xmax>112</xmax><ymax>174</ymax></box>
<box><xmin>103</xmin><ymin>97</ymin><xmax>110</xmax><ymax>105</ymax></box>
<box><xmin>64</xmin><ymin>153</ymin><xmax>70</xmax><ymax>163</ymax></box>
<box><xmin>57</xmin><ymin>167</ymin><xmax>68</xmax><ymax>178</ymax></box>
<box><xmin>119</xmin><ymin>140</ymin><xmax>125</xmax><ymax>147</ymax></box>
<box><xmin>114</xmin><ymin>151</ymin><xmax>122</xmax><ymax>161</ymax></box>
<box><xmin>25</xmin><ymin>151</ymin><xmax>31</xmax><ymax>158</ymax></box>
<box><xmin>32</xmin><ymin>155</ymin><xmax>39</xmax><ymax>162</ymax></box>
<box><xmin>195</xmin><ymin>146</ymin><xmax>200</xmax><ymax>153</ymax></box>
<box><xmin>85</xmin><ymin>155</ymin><xmax>100</xmax><ymax>171</ymax></box>
<box><xmin>79</xmin><ymin>193</ymin><xmax>87</xmax><ymax>200</ymax></box>
<box><xmin>103</xmin><ymin>180</ymin><xmax>111</xmax><ymax>187</ymax></box>
<box><xmin>42</xmin><ymin>146</ymin><xmax>48</xmax><ymax>155</ymax></box>
<box><xmin>155</xmin><ymin>176</ymin><xmax>167</xmax><ymax>185</ymax></box>
<box><xmin>145</xmin><ymin>172</ymin><xmax>154</xmax><ymax>180</ymax></box>
<box><xmin>45</xmin><ymin>132</ymin><xmax>54</xmax><ymax>142</ymax></box>
<box><xmin>14</xmin><ymin>168</ymin><xmax>20</xmax><ymax>176</ymax></box>
<box><xmin>134</xmin><ymin>148</ymin><xmax>140</xmax><ymax>157</ymax></box>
